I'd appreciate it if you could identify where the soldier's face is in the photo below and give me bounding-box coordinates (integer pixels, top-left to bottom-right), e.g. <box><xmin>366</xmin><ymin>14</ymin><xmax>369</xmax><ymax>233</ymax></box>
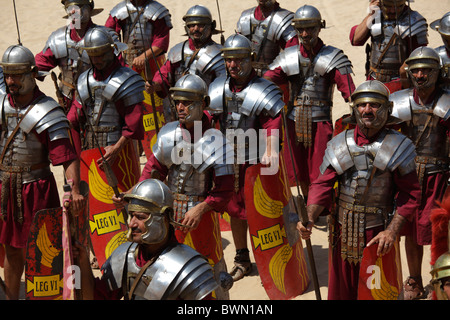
<box><xmin>128</xmin><ymin>211</ymin><xmax>149</xmax><ymax>244</ymax></box>
<box><xmin>357</xmin><ymin>102</ymin><xmax>382</xmax><ymax>129</ymax></box>
<box><xmin>382</xmin><ymin>4</ymin><xmax>405</xmax><ymax>20</ymax></box>
<box><xmin>225</xmin><ymin>57</ymin><xmax>252</xmax><ymax>79</ymax></box>
<box><xmin>5</xmin><ymin>72</ymin><xmax>36</xmax><ymax>97</ymax></box>
<box><xmin>176</xmin><ymin>100</ymin><xmax>204</xmax><ymax>127</ymax></box>
<box><xmin>411</xmin><ymin>68</ymin><xmax>432</xmax><ymax>86</ymax></box>
<box><xmin>188</xmin><ymin>23</ymin><xmax>206</xmax><ymax>41</ymax></box>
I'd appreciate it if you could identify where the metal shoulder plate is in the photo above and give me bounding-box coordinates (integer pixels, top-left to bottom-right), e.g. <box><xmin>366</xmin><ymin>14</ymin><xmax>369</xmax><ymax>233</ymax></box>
<box><xmin>390</xmin><ymin>89</ymin><xmax>413</xmax><ymax>122</ymax></box>
<box><xmin>42</xmin><ymin>26</ymin><xmax>69</xmax><ymax>59</ymax></box>
<box><xmin>434</xmin><ymin>90</ymin><xmax>450</xmax><ymax>120</ymax></box>
<box><xmin>101</xmin><ymin>242</ymin><xmax>134</xmax><ymax>291</ymax></box>
<box><xmin>76</xmin><ymin>68</ymin><xmax>91</xmax><ymax>106</ymax></box>
<box><xmin>320</xmin><ymin>129</ymin><xmax>354</xmax><ymax>175</ymax></box>
<box><xmin>192</xmin><ymin>128</ymin><xmax>234</xmax><ymax>176</ymax></box>
<box><xmin>110</xmin><ymin>0</ymin><xmax>172</xmax><ymax>26</ymax></box>
<box><xmin>236</xmin><ymin>8</ymin><xmax>255</xmax><ymax>36</ymax></box>
<box><xmin>241</xmin><ymin>77</ymin><xmax>285</xmax><ymax>117</ymax></box>
<box><xmin>208</xmin><ymin>76</ymin><xmax>228</xmax><ymax>114</ymax></box>
<box><xmin>373</xmin><ymin>129</ymin><xmax>416</xmax><ymax>175</ymax></box>
<box><xmin>269</xmin><ymin>45</ymin><xmax>300</xmax><ymax>76</ymax></box>
<box><xmin>145</xmin><ymin>243</ymin><xmax>218</xmax><ymax>300</ymax></box>
<box><xmin>396</xmin><ymin>10</ymin><xmax>428</xmax><ymax>40</ymax></box>
<box><xmin>152</xmin><ymin>121</ymin><xmax>183</xmax><ymax>167</ymax></box>
<box><xmin>196</xmin><ymin>43</ymin><xmax>226</xmax><ymax>75</ymax></box>
<box><xmin>103</xmin><ymin>66</ymin><xmax>145</xmax><ymax>106</ymax></box>
<box><xmin>268</xmin><ymin>9</ymin><xmax>296</xmax><ymax>42</ymax></box>
<box><xmin>109</xmin><ymin>1</ymin><xmax>129</xmax><ymax>20</ymax></box>
<box><xmin>21</xmin><ymin>96</ymin><xmax>66</xmax><ymax>135</ymax></box>
<box><xmin>167</xmin><ymin>41</ymin><xmax>188</xmax><ymax>64</ymax></box>
<box><xmin>0</xmin><ymin>67</ymin><xmax>5</xmax><ymax>95</ymax></box>
<box><xmin>314</xmin><ymin>45</ymin><xmax>353</xmax><ymax>76</ymax></box>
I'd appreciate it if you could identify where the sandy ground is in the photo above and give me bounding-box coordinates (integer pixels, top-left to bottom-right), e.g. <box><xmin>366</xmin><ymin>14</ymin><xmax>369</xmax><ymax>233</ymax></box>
<box><xmin>0</xmin><ymin>0</ymin><xmax>448</xmax><ymax>301</ymax></box>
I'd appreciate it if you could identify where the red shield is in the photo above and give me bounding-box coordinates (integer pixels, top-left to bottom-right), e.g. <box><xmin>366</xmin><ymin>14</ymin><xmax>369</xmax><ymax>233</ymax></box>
<box><xmin>80</xmin><ymin>143</ymin><xmax>140</xmax><ymax>268</ymax></box>
<box><xmin>25</xmin><ymin>207</ymin><xmax>64</xmax><ymax>300</ymax></box>
<box><xmin>357</xmin><ymin>241</ymin><xmax>403</xmax><ymax>300</ymax></box>
<box><xmin>245</xmin><ymin>163</ymin><xmax>310</xmax><ymax>300</ymax></box>
<box><xmin>134</xmin><ymin>55</ymin><xmax>167</xmax><ymax>159</ymax></box>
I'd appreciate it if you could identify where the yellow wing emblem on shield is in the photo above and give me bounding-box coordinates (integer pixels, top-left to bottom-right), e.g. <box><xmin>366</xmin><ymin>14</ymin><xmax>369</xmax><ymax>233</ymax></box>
<box><xmin>37</xmin><ymin>223</ymin><xmax>60</xmax><ymax>268</ymax></box>
<box><xmin>268</xmin><ymin>244</ymin><xmax>292</xmax><ymax>294</ymax></box>
<box><xmin>370</xmin><ymin>256</ymin><xmax>399</xmax><ymax>300</ymax></box>
<box><xmin>253</xmin><ymin>175</ymin><xmax>283</xmax><ymax>219</ymax></box>
<box><xmin>88</xmin><ymin>160</ymin><xmax>122</xmax><ymax>204</ymax></box>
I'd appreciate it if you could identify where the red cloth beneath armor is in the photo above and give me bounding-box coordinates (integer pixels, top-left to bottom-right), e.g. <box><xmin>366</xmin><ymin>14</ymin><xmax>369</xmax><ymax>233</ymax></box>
<box><xmin>307</xmin><ymin>126</ymin><xmax>421</xmax><ymax>299</ymax></box>
<box><xmin>264</xmin><ymin>38</ymin><xmax>355</xmax><ymax>186</ymax></box>
<box><xmin>140</xmin><ymin>113</ymin><xmax>235</xmax><ymax>213</ymax></box>
<box><xmin>0</xmin><ymin>88</ymin><xmax>78</xmax><ymax>248</ymax></box>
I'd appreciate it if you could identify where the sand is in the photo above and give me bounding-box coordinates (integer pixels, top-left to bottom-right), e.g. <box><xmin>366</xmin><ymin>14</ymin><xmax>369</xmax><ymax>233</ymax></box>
<box><xmin>0</xmin><ymin>0</ymin><xmax>448</xmax><ymax>300</ymax></box>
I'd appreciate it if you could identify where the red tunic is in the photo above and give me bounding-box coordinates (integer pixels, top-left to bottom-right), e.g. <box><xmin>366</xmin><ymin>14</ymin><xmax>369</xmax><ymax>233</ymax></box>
<box><xmin>0</xmin><ymin>88</ymin><xmax>78</xmax><ymax>248</ymax></box>
<box><xmin>71</xmin><ymin>57</ymin><xmax>145</xmax><ymax>155</ymax></box>
<box><xmin>400</xmin><ymin>89</ymin><xmax>450</xmax><ymax>246</ymax></box>
<box><xmin>105</xmin><ymin>13</ymin><xmax>170</xmax><ymax>56</ymax></box>
<box><xmin>140</xmin><ymin>113</ymin><xmax>235</xmax><ymax>213</ymax></box>
<box><xmin>307</xmin><ymin>126</ymin><xmax>421</xmax><ymax>299</ymax></box>
<box><xmin>264</xmin><ymin>38</ymin><xmax>355</xmax><ymax>187</ymax></box>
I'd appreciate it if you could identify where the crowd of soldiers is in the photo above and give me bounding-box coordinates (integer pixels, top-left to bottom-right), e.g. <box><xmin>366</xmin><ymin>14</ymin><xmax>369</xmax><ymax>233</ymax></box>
<box><xmin>0</xmin><ymin>0</ymin><xmax>449</xmax><ymax>301</ymax></box>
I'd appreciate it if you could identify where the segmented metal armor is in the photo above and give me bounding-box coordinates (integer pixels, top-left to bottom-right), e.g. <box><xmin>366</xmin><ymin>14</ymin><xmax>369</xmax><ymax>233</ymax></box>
<box><xmin>77</xmin><ymin>66</ymin><xmax>145</xmax><ymax>148</ymax></box>
<box><xmin>321</xmin><ymin>128</ymin><xmax>417</xmax><ymax>263</ymax></box>
<box><xmin>109</xmin><ymin>0</ymin><xmax>172</xmax><ymax>66</ymax></box>
<box><xmin>236</xmin><ymin>6</ymin><xmax>296</xmax><ymax>75</ymax></box>
<box><xmin>101</xmin><ymin>241</ymin><xmax>218</xmax><ymax>300</ymax></box>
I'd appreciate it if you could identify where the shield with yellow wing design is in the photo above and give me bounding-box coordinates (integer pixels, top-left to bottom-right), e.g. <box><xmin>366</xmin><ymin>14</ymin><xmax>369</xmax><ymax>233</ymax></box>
<box><xmin>244</xmin><ymin>163</ymin><xmax>310</xmax><ymax>300</ymax></box>
<box><xmin>25</xmin><ymin>207</ymin><xmax>64</xmax><ymax>300</ymax></box>
<box><xmin>134</xmin><ymin>55</ymin><xmax>167</xmax><ymax>159</ymax></box>
<box><xmin>80</xmin><ymin>143</ymin><xmax>140</xmax><ymax>268</ymax></box>
<box><xmin>357</xmin><ymin>241</ymin><xmax>403</xmax><ymax>300</ymax></box>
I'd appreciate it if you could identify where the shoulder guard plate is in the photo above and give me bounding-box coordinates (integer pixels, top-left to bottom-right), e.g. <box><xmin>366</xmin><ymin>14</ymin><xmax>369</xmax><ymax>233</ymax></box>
<box><xmin>268</xmin><ymin>9</ymin><xmax>296</xmax><ymax>42</ymax></box>
<box><xmin>192</xmin><ymin>128</ymin><xmax>234</xmax><ymax>176</ymax></box>
<box><xmin>167</xmin><ymin>41</ymin><xmax>189</xmax><ymax>64</ymax></box>
<box><xmin>241</xmin><ymin>77</ymin><xmax>284</xmax><ymax>117</ymax></box>
<box><xmin>208</xmin><ymin>76</ymin><xmax>228</xmax><ymax>114</ymax></box>
<box><xmin>109</xmin><ymin>1</ymin><xmax>129</xmax><ymax>20</ymax></box>
<box><xmin>146</xmin><ymin>243</ymin><xmax>218</xmax><ymax>300</ymax></box>
<box><xmin>320</xmin><ymin>130</ymin><xmax>354</xmax><ymax>175</ymax></box>
<box><xmin>373</xmin><ymin>129</ymin><xmax>416</xmax><ymax>175</ymax></box>
<box><xmin>314</xmin><ymin>45</ymin><xmax>353</xmax><ymax>76</ymax></box>
<box><xmin>21</xmin><ymin>96</ymin><xmax>64</xmax><ymax>134</ymax></box>
<box><xmin>152</xmin><ymin>121</ymin><xmax>183</xmax><ymax>167</ymax></box>
<box><xmin>236</xmin><ymin>8</ymin><xmax>255</xmax><ymax>36</ymax></box>
<box><xmin>390</xmin><ymin>89</ymin><xmax>413</xmax><ymax>122</ymax></box>
<box><xmin>103</xmin><ymin>66</ymin><xmax>145</xmax><ymax>106</ymax></box>
<box><xmin>396</xmin><ymin>10</ymin><xmax>428</xmax><ymax>39</ymax></box>
<box><xmin>0</xmin><ymin>68</ymin><xmax>5</xmax><ymax>95</ymax></box>
<box><xmin>196</xmin><ymin>43</ymin><xmax>225</xmax><ymax>75</ymax></box>
<box><xmin>433</xmin><ymin>90</ymin><xmax>450</xmax><ymax>120</ymax></box>
<box><xmin>43</xmin><ymin>26</ymin><xmax>69</xmax><ymax>59</ymax></box>
<box><xmin>269</xmin><ymin>45</ymin><xmax>300</xmax><ymax>76</ymax></box>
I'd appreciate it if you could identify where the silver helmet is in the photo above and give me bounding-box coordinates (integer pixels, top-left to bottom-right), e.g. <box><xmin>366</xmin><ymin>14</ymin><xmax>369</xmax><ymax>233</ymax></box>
<box><xmin>431</xmin><ymin>252</ymin><xmax>450</xmax><ymax>300</ymax></box>
<box><xmin>62</xmin><ymin>0</ymin><xmax>103</xmax><ymax>21</ymax></box>
<box><xmin>405</xmin><ymin>46</ymin><xmax>441</xmax><ymax>89</ymax></box>
<box><xmin>431</xmin><ymin>12</ymin><xmax>450</xmax><ymax>51</ymax></box>
<box><xmin>0</xmin><ymin>45</ymin><xmax>39</xmax><ymax>95</ymax></box>
<box><xmin>292</xmin><ymin>5</ymin><xmax>325</xmax><ymax>46</ymax></box>
<box><xmin>170</xmin><ymin>74</ymin><xmax>209</xmax><ymax>124</ymax></box>
<box><xmin>349</xmin><ymin>80</ymin><xmax>394</xmax><ymax>132</ymax></box>
<box><xmin>221</xmin><ymin>34</ymin><xmax>254</xmax><ymax>78</ymax></box>
<box><xmin>124</xmin><ymin>179</ymin><xmax>174</xmax><ymax>245</ymax></box>
<box><xmin>183</xmin><ymin>5</ymin><xmax>222</xmax><ymax>43</ymax></box>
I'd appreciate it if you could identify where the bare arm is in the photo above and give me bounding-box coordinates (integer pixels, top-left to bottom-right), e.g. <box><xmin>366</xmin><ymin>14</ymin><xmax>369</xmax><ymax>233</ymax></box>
<box><xmin>352</xmin><ymin>0</ymin><xmax>380</xmax><ymax>45</ymax></box>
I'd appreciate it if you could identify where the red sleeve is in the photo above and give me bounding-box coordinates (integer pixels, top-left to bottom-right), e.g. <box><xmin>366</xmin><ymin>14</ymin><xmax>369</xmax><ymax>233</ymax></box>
<box><xmin>105</xmin><ymin>15</ymin><xmax>123</xmax><ymax>35</ymax></box>
<box><xmin>393</xmin><ymin>170</ymin><xmax>421</xmax><ymax>221</ymax></box>
<box><xmin>35</xmin><ymin>47</ymin><xmax>58</xmax><ymax>72</ymax></box>
<box><xmin>307</xmin><ymin>166</ymin><xmax>338</xmax><ymax>211</ymax></box>
<box><xmin>349</xmin><ymin>24</ymin><xmax>370</xmax><ymax>46</ymax></box>
<box><xmin>139</xmin><ymin>154</ymin><xmax>169</xmax><ymax>181</ymax></box>
<box><xmin>116</xmin><ymin>100</ymin><xmax>145</xmax><ymax>140</ymax></box>
<box><xmin>205</xmin><ymin>174</ymin><xmax>235</xmax><ymax>213</ymax></box>
<box><xmin>39</xmin><ymin>130</ymin><xmax>78</xmax><ymax>166</ymax></box>
<box><xmin>151</xmin><ymin>18</ymin><xmax>171</xmax><ymax>53</ymax></box>
<box><xmin>260</xmin><ymin>113</ymin><xmax>282</xmax><ymax>138</ymax></box>
<box><xmin>93</xmin><ymin>277</ymin><xmax>123</xmax><ymax>300</ymax></box>
<box><xmin>151</xmin><ymin>59</ymin><xmax>174</xmax><ymax>98</ymax></box>
<box><xmin>332</xmin><ymin>68</ymin><xmax>355</xmax><ymax>102</ymax></box>
<box><xmin>263</xmin><ymin>66</ymin><xmax>288</xmax><ymax>87</ymax></box>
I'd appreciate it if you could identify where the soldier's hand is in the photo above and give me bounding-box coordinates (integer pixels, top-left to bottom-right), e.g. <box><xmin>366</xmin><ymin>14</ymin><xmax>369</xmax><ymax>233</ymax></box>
<box><xmin>366</xmin><ymin>230</ymin><xmax>396</xmax><ymax>256</ymax></box>
<box><xmin>297</xmin><ymin>220</ymin><xmax>314</xmax><ymax>240</ymax></box>
<box><xmin>145</xmin><ymin>81</ymin><xmax>157</xmax><ymax>94</ymax></box>
<box><xmin>71</xmin><ymin>191</ymin><xmax>86</xmax><ymax>215</ymax></box>
<box><xmin>133</xmin><ymin>54</ymin><xmax>147</xmax><ymax>70</ymax></box>
<box><xmin>369</xmin><ymin>0</ymin><xmax>380</xmax><ymax>14</ymax></box>
<box><xmin>98</xmin><ymin>145</ymin><xmax>119</xmax><ymax>169</ymax></box>
<box><xmin>112</xmin><ymin>193</ymin><xmax>125</xmax><ymax>211</ymax></box>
